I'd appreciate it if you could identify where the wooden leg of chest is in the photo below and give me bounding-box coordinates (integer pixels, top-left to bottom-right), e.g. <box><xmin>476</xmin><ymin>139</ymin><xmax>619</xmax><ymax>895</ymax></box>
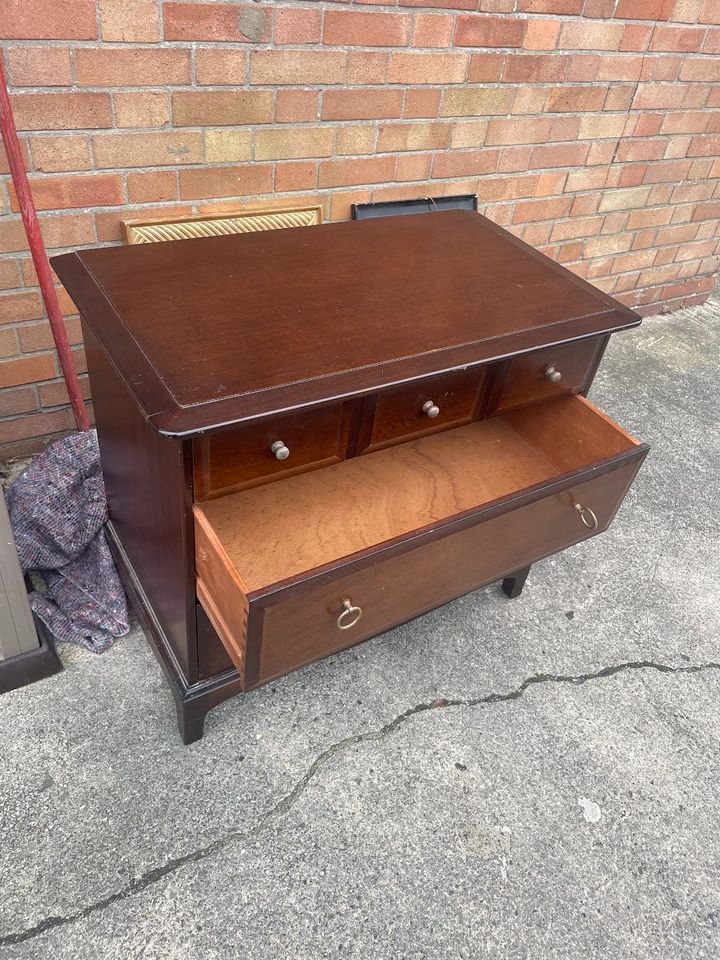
<box><xmin>502</xmin><ymin>565</ymin><xmax>531</xmax><ymax>600</ymax></box>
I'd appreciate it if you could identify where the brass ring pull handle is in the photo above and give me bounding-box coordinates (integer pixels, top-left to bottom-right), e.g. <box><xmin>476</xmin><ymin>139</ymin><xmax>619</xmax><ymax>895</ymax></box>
<box><xmin>336</xmin><ymin>599</ymin><xmax>363</xmax><ymax>631</ymax></box>
<box><xmin>544</xmin><ymin>365</ymin><xmax>562</xmax><ymax>384</ymax></box>
<box><xmin>574</xmin><ymin>503</ymin><xmax>599</xmax><ymax>530</ymax></box>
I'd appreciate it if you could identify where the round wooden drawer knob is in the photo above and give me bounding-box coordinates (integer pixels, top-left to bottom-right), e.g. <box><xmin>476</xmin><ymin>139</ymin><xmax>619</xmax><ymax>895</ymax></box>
<box><xmin>271</xmin><ymin>440</ymin><xmax>290</xmax><ymax>461</ymax></box>
<box><xmin>336</xmin><ymin>599</ymin><xmax>363</xmax><ymax>630</ymax></box>
<box><xmin>422</xmin><ymin>400</ymin><xmax>440</xmax><ymax>418</ymax></box>
<box><xmin>544</xmin><ymin>365</ymin><xmax>562</xmax><ymax>384</ymax></box>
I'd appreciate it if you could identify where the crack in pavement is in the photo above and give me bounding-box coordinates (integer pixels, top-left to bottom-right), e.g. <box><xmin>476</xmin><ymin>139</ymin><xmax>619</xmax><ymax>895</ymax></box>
<box><xmin>3</xmin><ymin>657</ymin><xmax>719</xmax><ymax>948</ymax></box>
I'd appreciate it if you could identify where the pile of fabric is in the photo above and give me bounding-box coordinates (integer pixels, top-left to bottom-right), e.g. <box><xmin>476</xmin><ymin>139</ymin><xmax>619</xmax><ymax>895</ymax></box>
<box><xmin>6</xmin><ymin>429</ymin><xmax>129</xmax><ymax>653</ymax></box>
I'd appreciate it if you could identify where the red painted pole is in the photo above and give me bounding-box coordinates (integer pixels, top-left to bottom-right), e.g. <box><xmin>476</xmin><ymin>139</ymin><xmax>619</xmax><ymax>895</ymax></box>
<box><xmin>0</xmin><ymin>59</ymin><xmax>89</xmax><ymax>431</ymax></box>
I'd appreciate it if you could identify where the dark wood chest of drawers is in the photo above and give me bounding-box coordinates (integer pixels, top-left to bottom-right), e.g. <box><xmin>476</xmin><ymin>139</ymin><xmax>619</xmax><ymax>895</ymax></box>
<box><xmin>53</xmin><ymin>211</ymin><xmax>648</xmax><ymax>743</ymax></box>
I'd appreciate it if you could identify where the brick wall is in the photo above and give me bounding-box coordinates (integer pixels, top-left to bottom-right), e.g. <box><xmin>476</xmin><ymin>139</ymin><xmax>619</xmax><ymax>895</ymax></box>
<box><xmin>1</xmin><ymin>0</ymin><xmax>719</xmax><ymax>458</ymax></box>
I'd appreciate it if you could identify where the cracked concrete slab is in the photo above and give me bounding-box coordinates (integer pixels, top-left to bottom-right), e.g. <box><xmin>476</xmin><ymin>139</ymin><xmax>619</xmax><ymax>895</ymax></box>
<box><xmin>0</xmin><ymin>289</ymin><xmax>718</xmax><ymax>958</ymax></box>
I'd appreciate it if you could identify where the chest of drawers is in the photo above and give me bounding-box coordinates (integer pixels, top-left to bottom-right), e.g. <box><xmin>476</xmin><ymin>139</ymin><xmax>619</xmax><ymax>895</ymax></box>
<box><xmin>53</xmin><ymin>211</ymin><xmax>648</xmax><ymax>743</ymax></box>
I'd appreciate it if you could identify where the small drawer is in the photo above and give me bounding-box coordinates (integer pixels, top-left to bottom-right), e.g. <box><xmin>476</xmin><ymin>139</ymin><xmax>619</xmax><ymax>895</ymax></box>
<box><xmin>490</xmin><ymin>336</ymin><xmax>604</xmax><ymax>416</ymax></box>
<box><xmin>360</xmin><ymin>369</ymin><xmax>487</xmax><ymax>453</ymax></box>
<box><xmin>194</xmin><ymin>394</ymin><xmax>647</xmax><ymax>688</ymax></box>
<box><xmin>193</xmin><ymin>401</ymin><xmax>357</xmax><ymax>500</ymax></box>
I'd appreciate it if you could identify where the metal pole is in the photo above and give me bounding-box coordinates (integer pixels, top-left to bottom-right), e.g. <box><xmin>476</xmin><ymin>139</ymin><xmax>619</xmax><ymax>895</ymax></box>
<box><xmin>0</xmin><ymin>58</ymin><xmax>89</xmax><ymax>431</ymax></box>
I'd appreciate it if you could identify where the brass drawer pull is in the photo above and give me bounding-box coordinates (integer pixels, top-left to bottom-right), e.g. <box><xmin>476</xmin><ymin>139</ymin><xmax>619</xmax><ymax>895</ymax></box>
<box><xmin>336</xmin><ymin>598</ymin><xmax>363</xmax><ymax>631</ymax></box>
<box><xmin>575</xmin><ymin>503</ymin><xmax>598</xmax><ymax>530</ymax></box>
<box><xmin>271</xmin><ymin>440</ymin><xmax>290</xmax><ymax>461</ymax></box>
<box><xmin>422</xmin><ymin>400</ymin><xmax>440</xmax><ymax>418</ymax></box>
<box><xmin>544</xmin><ymin>365</ymin><xmax>562</xmax><ymax>383</ymax></box>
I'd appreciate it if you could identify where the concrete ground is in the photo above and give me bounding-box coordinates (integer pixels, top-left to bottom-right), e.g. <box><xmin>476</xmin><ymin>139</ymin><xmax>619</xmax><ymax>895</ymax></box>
<box><xmin>1</xmin><ymin>290</ymin><xmax>719</xmax><ymax>960</ymax></box>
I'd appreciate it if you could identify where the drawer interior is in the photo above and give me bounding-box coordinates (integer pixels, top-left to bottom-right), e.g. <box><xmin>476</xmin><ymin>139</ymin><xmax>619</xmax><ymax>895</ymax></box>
<box><xmin>195</xmin><ymin>395</ymin><xmax>640</xmax><ymax>593</ymax></box>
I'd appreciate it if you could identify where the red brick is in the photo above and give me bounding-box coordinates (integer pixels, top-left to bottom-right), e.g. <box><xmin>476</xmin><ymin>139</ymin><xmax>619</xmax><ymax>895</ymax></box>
<box><xmin>75</xmin><ymin>48</ymin><xmax>191</xmax><ymax>86</ymax></box>
<box><xmin>513</xmin><ymin>197</ymin><xmax>572</xmax><ymax>222</ymax></box>
<box><xmin>688</xmin><ymin>135</ymin><xmax>720</xmax><ymax>156</ymax></box>
<box><xmin>99</xmin><ymin>0</ymin><xmax>161</xmax><ymax>42</ymax></box>
<box><xmin>275</xmin><ymin>7</ymin><xmax>322</xmax><ymax>44</ymax></box>
<box><xmin>679</xmin><ymin>57</ymin><xmax>720</xmax><ymax>81</ymax></box>
<box><xmin>404</xmin><ymin>89</ymin><xmax>442</xmax><ymax>118</ymax></box>
<box><xmin>651</xmin><ymin>26</ymin><xmax>706</xmax><ymax>52</ymax></box>
<box><xmin>523</xmin><ymin>19</ymin><xmax>561</xmax><ymax>50</ymax></box>
<box><xmin>346</xmin><ymin>52</ymin><xmax>389</xmax><ymax>85</ymax></box>
<box><xmin>398</xmin><ymin>0</ymin><xmax>475</xmax><ymax>8</ymax></box>
<box><xmin>0</xmin><ymin>291</ymin><xmax>43</xmax><ymax>324</ymax></box>
<box><xmin>502</xmin><ymin>55</ymin><xmax>566</xmax><ymax>83</ymax></box>
<box><xmin>39</xmin><ymin>377</ymin><xmax>91</xmax><ymax>408</ymax></box>
<box><xmin>388</xmin><ymin>52</ymin><xmax>468</xmax><ymax>84</ymax></box>
<box><xmin>127</xmin><ymin>170</ymin><xmax>178</xmax><ymax>203</ymax></box>
<box><xmin>692</xmin><ymin>200</ymin><xmax>720</xmax><ymax>221</ymax></box>
<box><xmin>173</xmin><ymin>91</ymin><xmax>273</xmax><ymax>126</ymax></box>
<box><xmin>498</xmin><ymin>146</ymin><xmax>532</xmax><ymax>173</ymax></box>
<box><xmin>378</xmin><ymin>122</ymin><xmax>452</xmax><ymax>152</ymax></box>
<box><xmin>0</xmin><ymin>386</ymin><xmax>36</xmax><ymax>416</ymax></box>
<box><xmin>255</xmin><ymin>127</ymin><xmax>333</xmax><ymax>161</ymax></box>
<box><xmin>518</xmin><ymin>0</ymin><xmax>581</xmax><ymax>10</ymax></box>
<box><xmin>545</xmin><ymin>86</ymin><xmax>606</xmax><ymax>112</ymax></box>
<box><xmin>0</xmin><ymin>0</ymin><xmax>96</xmax><ymax>39</ymax></box>
<box><xmin>323</xmin><ymin>11</ymin><xmax>411</xmax><ymax>46</ymax></box>
<box><xmin>396</xmin><ymin>154</ymin><xmax>433</xmax><ymax>181</ymax></box>
<box><xmin>703</xmin><ymin>28</ymin><xmax>720</xmax><ymax>53</ymax></box>
<box><xmin>529</xmin><ymin>143</ymin><xmax>590</xmax><ymax>169</ymax></box>
<box><xmin>10</xmin><ymin>93</ymin><xmax>112</xmax><ymax>131</ymax></box>
<box><xmin>486</xmin><ymin>117</ymin><xmax>552</xmax><ymax>145</ymax></box>
<box><xmin>0</xmin><ymin>409</ymin><xmax>73</xmax><ymax>444</ymax></box>
<box><xmin>412</xmin><ymin>14</ymin><xmax>455</xmax><ymax>47</ymax></box>
<box><xmin>275</xmin><ymin>161</ymin><xmax>318</xmax><ymax>193</ymax></box>
<box><xmin>0</xmin><ymin>261</ymin><xmax>21</xmax><ymax>291</ymax></box>
<box><xmin>615</xmin><ymin>0</ymin><xmax>666</xmax><ymax>16</ymax></box>
<box><xmin>17</xmin><ymin>317</ymin><xmax>82</xmax><ymax>353</ymax></box>
<box><xmin>616</xmin><ymin>140</ymin><xmax>666</xmax><ymax>161</ymax></box>
<box><xmin>163</xmin><ymin>3</ymin><xmax>270</xmax><ymax>41</ymax></box>
<box><xmin>701</xmin><ymin>1</ymin><xmax>720</xmax><ymax>23</ymax></box>
<box><xmin>455</xmin><ymin>15</ymin><xmax>526</xmax><ymax>47</ymax></box>
<box><xmin>621</xmin><ymin>23</ymin><xmax>654</xmax><ymax>51</ymax></box>
<box><xmin>467</xmin><ymin>53</ymin><xmax>505</xmax><ymax>82</ymax></box>
<box><xmin>251</xmin><ymin>50</ymin><xmax>346</xmax><ymax>85</ymax></box>
<box><xmin>275</xmin><ymin>90</ymin><xmax>318</xmax><ymax>123</ymax></box>
<box><xmin>431</xmin><ymin>149</ymin><xmax>499</xmax><ymax>178</ymax></box>
<box><xmin>40</xmin><ymin>213</ymin><xmax>95</xmax><ymax>249</ymax></box>
<box><xmin>322</xmin><ymin>89</ymin><xmax>404</xmax><ymax>121</ymax></box>
<box><xmin>93</xmin><ymin>131</ymin><xmax>203</xmax><ymax>168</ymax></box>
<box><xmin>10</xmin><ymin>173</ymin><xmax>123</xmax><ymax>212</ymax></box>
<box><xmin>113</xmin><ymin>92</ymin><xmax>170</xmax><ymax>129</ymax></box>
<box><xmin>558</xmin><ymin>21</ymin><xmax>624</xmax><ymax>50</ymax></box>
<box><xmin>0</xmin><ymin>354</ymin><xmax>56</xmax><ymax>389</ymax></box>
<box><xmin>6</xmin><ymin>46</ymin><xmax>72</xmax><ymax>86</ymax></box>
<box><xmin>195</xmin><ymin>49</ymin><xmax>247</xmax><ymax>85</ymax></box>
<box><xmin>30</xmin><ymin>136</ymin><xmax>91</xmax><ymax>173</ymax></box>
<box><xmin>179</xmin><ymin>164</ymin><xmax>272</xmax><ymax>200</ymax></box>
<box><xmin>318</xmin><ymin>156</ymin><xmax>397</xmax><ymax>188</ymax></box>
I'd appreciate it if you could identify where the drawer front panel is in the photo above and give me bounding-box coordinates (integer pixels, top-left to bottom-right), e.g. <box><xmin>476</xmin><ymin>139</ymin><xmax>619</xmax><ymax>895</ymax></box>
<box><xmin>491</xmin><ymin>337</ymin><xmax>603</xmax><ymax>415</ymax></box>
<box><xmin>194</xmin><ymin>402</ymin><xmax>355</xmax><ymax>499</ymax></box>
<box><xmin>254</xmin><ymin>456</ymin><xmax>642</xmax><ymax>684</ymax></box>
<box><xmin>361</xmin><ymin>369</ymin><xmax>486</xmax><ymax>453</ymax></box>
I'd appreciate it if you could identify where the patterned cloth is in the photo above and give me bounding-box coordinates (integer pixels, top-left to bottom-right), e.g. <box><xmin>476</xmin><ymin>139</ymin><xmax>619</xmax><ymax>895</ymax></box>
<box><xmin>7</xmin><ymin>429</ymin><xmax>129</xmax><ymax>653</ymax></box>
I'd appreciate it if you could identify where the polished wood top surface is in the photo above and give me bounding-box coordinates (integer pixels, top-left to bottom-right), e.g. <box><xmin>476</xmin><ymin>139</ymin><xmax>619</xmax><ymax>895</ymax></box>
<box><xmin>52</xmin><ymin>211</ymin><xmax>639</xmax><ymax>436</ymax></box>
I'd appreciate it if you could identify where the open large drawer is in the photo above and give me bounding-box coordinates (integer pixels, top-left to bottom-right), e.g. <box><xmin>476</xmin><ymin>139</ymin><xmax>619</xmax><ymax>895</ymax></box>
<box><xmin>194</xmin><ymin>395</ymin><xmax>648</xmax><ymax>688</ymax></box>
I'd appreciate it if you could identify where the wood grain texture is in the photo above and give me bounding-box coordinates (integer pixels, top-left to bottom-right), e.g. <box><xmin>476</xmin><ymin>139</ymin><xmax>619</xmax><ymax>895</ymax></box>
<box><xmin>195</xmin><ymin>395</ymin><xmax>637</xmax><ymax>593</ymax></box>
<box><xmin>193</xmin><ymin>400</ymin><xmax>358</xmax><ymax>500</ymax></box>
<box><xmin>83</xmin><ymin>323</ymin><xmax>199</xmax><ymax>681</ymax></box>
<box><xmin>51</xmin><ymin>211</ymin><xmax>640</xmax><ymax>436</ymax></box>
<box><xmin>361</xmin><ymin>368</ymin><xmax>487</xmax><ymax>453</ymax></box>
<box><xmin>490</xmin><ymin>336</ymin><xmax>604</xmax><ymax>415</ymax></box>
<box><xmin>255</xmin><ymin>458</ymin><xmax>644</xmax><ymax>684</ymax></box>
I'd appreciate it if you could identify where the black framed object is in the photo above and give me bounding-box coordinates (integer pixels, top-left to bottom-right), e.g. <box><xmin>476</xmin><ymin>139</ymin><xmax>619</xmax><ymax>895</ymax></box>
<box><xmin>352</xmin><ymin>194</ymin><xmax>478</xmax><ymax>220</ymax></box>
